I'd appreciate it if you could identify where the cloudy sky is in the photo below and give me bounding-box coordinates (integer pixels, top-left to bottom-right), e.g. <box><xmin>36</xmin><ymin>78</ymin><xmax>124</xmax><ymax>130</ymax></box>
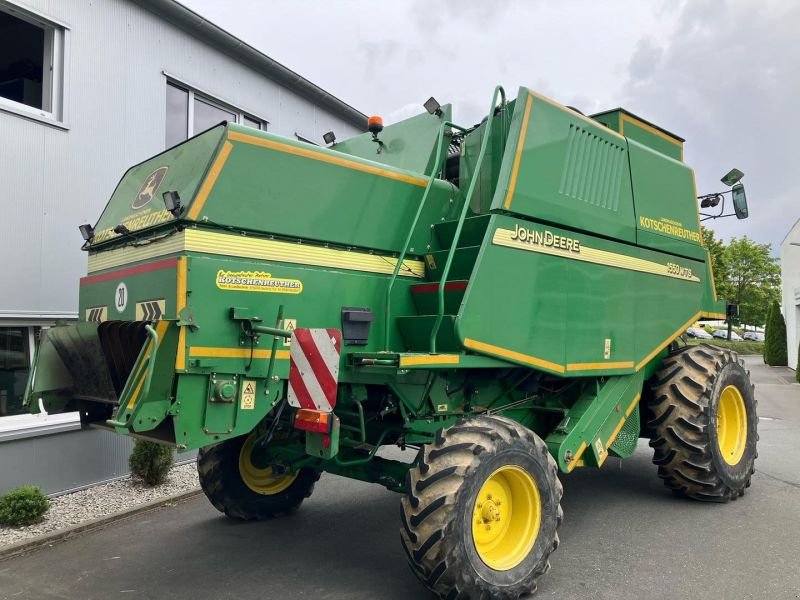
<box><xmin>183</xmin><ymin>0</ymin><xmax>798</xmax><ymax>252</ymax></box>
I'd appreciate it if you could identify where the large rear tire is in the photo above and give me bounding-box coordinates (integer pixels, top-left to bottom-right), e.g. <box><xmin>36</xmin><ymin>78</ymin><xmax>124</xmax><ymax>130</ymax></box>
<box><xmin>197</xmin><ymin>432</ymin><xmax>319</xmax><ymax>520</ymax></box>
<box><xmin>400</xmin><ymin>415</ymin><xmax>563</xmax><ymax>599</ymax></box>
<box><xmin>646</xmin><ymin>344</ymin><xmax>757</xmax><ymax>502</ymax></box>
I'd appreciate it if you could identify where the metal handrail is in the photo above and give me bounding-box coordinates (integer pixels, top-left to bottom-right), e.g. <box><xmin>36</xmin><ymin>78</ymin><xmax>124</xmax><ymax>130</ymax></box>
<box><xmin>429</xmin><ymin>85</ymin><xmax>506</xmax><ymax>353</ymax></box>
<box><xmin>383</xmin><ymin>119</ymin><xmax>469</xmax><ymax>350</ymax></box>
<box><xmin>107</xmin><ymin>323</ymin><xmax>160</xmax><ymax>428</ymax></box>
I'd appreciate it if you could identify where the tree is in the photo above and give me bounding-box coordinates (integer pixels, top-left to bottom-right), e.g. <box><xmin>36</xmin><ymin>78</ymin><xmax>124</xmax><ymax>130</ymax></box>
<box><xmin>701</xmin><ymin>226</ymin><xmax>731</xmax><ymax>301</ymax></box>
<box><xmin>764</xmin><ymin>300</ymin><xmax>787</xmax><ymax>366</ymax></box>
<box><xmin>722</xmin><ymin>236</ymin><xmax>781</xmax><ymax>329</ymax></box>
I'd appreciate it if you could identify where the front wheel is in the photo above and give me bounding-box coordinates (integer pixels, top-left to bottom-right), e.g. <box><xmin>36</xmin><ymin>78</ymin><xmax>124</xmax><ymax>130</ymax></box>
<box><xmin>400</xmin><ymin>415</ymin><xmax>563</xmax><ymax>599</ymax></box>
<box><xmin>646</xmin><ymin>344</ymin><xmax>758</xmax><ymax>501</ymax></box>
<box><xmin>197</xmin><ymin>432</ymin><xmax>319</xmax><ymax>520</ymax></box>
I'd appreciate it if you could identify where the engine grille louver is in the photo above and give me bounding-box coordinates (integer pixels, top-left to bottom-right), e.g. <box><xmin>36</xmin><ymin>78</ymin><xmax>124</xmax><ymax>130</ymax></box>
<box><xmin>558</xmin><ymin>124</ymin><xmax>626</xmax><ymax>212</ymax></box>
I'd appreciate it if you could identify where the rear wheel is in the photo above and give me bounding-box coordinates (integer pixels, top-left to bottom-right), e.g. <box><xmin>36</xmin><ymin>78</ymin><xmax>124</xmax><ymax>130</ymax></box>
<box><xmin>646</xmin><ymin>344</ymin><xmax>757</xmax><ymax>501</ymax></box>
<box><xmin>197</xmin><ymin>432</ymin><xmax>319</xmax><ymax>520</ymax></box>
<box><xmin>400</xmin><ymin>415</ymin><xmax>563</xmax><ymax>599</ymax></box>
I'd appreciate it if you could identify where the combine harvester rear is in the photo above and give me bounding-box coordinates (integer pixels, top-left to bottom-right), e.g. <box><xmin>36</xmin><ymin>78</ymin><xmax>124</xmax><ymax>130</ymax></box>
<box><xmin>26</xmin><ymin>85</ymin><xmax>756</xmax><ymax>599</ymax></box>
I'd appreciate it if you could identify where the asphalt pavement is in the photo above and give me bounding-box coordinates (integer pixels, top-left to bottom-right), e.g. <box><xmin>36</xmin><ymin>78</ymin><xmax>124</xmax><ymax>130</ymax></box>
<box><xmin>1</xmin><ymin>357</ymin><xmax>798</xmax><ymax>600</ymax></box>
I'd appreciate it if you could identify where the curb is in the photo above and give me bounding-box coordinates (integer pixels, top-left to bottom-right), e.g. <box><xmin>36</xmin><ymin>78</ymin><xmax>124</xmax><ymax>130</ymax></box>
<box><xmin>0</xmin><ymin>487</ymin><xmax>203</xmax><ymax>560</ymax></box>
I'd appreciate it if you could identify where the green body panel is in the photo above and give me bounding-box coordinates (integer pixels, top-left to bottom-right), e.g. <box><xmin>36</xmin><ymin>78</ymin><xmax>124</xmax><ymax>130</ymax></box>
<box><xmin>591</xmin><ymin>108</ymin><xmax>684</xmax><ymax>162</ymax></box>
<box><xmin>26</xmin><ymin>84</ymin><xmax>735</xmax><ymax>487</ymax></box>
<box><xmin>89</xmin><ymin>122</ymin><xmax>458</xmax><ymax>256</ymax></box>
<box><xmin>112</xmin><ymin>322</ymin><xmax>179</xmax><ymax>434</ymax></box>
<box><xmin>79</xmin><ymin>258</ymin><xmax>179</xmax><ymax>320</ymax></box>
<box><xmin>190</xmin><ymin>124</ymin><xmax>457</xmax><ymax>255</ymax></box>
<box><xmin>491</xmin><ymin>89</ymin><xmax>637</xmax><ymax>244</ymax></box>
<box><xmin>546</xmin><ymin>371</ymin><xmax>643</xmax><ymax>471</ymax></box>
<box><xmin>92</xmin><ymin>126</ymin><xmax>224</xmax><ymax>243</ymax></box>
<box><xmin>181</xmin><ymin>251</ymin><xmax>418</xmax><ymax>377</ymax></box>
<box><xmin>455</xmin><ymin>214</ymin><xmax>704</xmax><ymax>376</ymax></box>
<box><xmin>332</xmin><ymin>105</ymin><xmax>452</xmax><ymax>174</ymax></box>
<box><xmin>628</xmin><ymin>140</ymin><xmax>704</xmax><ymax>259</ymax></box>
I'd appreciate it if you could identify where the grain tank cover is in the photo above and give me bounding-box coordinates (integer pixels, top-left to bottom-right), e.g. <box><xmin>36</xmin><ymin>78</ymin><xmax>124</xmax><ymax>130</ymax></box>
<box><xmin>91</xmin><ymin>125</ymin><xmax>225</xmax><ymax>244</ymax></box>
<box><xmin>592</xmin><ymin>108</ymin><xmax>684</xmax><ymax>161</ymax></box>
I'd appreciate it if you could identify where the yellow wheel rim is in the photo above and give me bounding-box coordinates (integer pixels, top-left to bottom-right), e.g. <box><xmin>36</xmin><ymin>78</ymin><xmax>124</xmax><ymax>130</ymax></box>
<box><xmin>238</xmin><ymin>434</ymin><xmax>298</xmax><ymax>495</ymax></box>
<box><xmin>717</xmin><ymin>385</ymin><xmax>748</xmax><ymax>465</ymax></box>
<box><xmin>471</xmin><ymin>465</ymin><xmax>541</xmax><ymax>571</ymax></box>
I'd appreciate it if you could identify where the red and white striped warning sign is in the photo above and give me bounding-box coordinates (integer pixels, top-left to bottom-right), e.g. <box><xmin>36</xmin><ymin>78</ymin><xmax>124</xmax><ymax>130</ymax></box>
<box><xmin>287</xmin><ymin>328</ymin><xmax>342</xmax><ymax>412</ymax></box>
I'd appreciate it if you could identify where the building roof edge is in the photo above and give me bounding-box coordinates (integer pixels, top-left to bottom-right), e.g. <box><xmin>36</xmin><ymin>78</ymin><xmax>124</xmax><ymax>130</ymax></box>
<box><xmin>781</xmin><ymin>217</ymin><xmax>800</xmax><ymax>246</ymax></box>
<box><xmin>131</xmin><ymin>0</ymin><xmax>368</xmax><ymax>130</ymax></box>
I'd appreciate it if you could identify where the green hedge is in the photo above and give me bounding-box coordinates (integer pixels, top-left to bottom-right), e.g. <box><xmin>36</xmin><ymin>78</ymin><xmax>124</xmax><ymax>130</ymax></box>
<box><xmin>0</xmin><ymin>486</ymin><xmax>50</xmax><ymax>526</ymax></box>
<box><xmin>797</xmin><ymin>341</ymin><xmax>800</xmax><ymax>383</ymax></box>
<box><xmin>764</xmin><ymin>300</ymin><xmax>788</xmax><ymax>366</ymax></box>
<box><xmin>687</xmin><ymin>339</ymin><xmax>764</xmax><ymax>355</ymax></box>
<box><xmin>129</xmin><ymin>440</ymin><xmax>174</xmax><ymax>486</ymax></box>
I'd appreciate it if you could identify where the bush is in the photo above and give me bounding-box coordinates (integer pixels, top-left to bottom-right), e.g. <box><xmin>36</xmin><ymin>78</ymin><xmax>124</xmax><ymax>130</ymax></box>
<box><xmin>129</xmin><ymin>440</ymin><xmax>174</xmax><ymax>486</ymax></box>
<box><xmin>797</xmin><ymin>342</ymin><xmax>800</xmax><ymax>383</ymax></box>
<box><xmin>0</xmin><ymin>486</ymin><xmax>50</xmax><ymax>527</ymax></box>
<box><xmin>763</xmin><ymin>300</ymin><xmax>788</xmax><ymax>366</ymax></box>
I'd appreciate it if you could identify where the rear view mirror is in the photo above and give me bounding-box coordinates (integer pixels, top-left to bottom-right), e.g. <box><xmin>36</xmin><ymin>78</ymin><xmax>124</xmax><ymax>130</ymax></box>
<box><xmin>732</xmin><ymin>183</ymin><xmax>748</xmax><ymax>219</ymax></box>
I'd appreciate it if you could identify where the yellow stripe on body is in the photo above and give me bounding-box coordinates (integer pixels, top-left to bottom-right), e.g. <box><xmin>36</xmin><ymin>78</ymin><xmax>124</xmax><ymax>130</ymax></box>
<box><xmin>88</xmin><ymin>236</ymin><xmax>184</xmax><ymax>272</ymax></box>
<box><xmin>567</xmin><ymin>441</ymin><xmax>588</xmax><ymax>473</ymax></box>
<box><xmin>625</xmin><ymin>393</ymin><xmax>641</xmax><ymax>418</ymax></box>
<box><xmin>187</xmin><ymin>141</ymin><xmax>234</xmax><ymax>220</ymax></box>
<box><xmin>635</xmin><ymin>312</ymin><xmax>701</xmax><ymax>371</ymax></box>
<box><xmin>87</xmin><ymin>230</ymin><xmax>425</xmax><ymax>279</ymax></box>
<box><xmin>503</xmin><ymin>94</ymin><xmax>533</xmax><ymax>209</ymax></box>
<box><xmin>463</xmin><ymin>337</ymin><xmax>565</xmax><ymax>374</ymax></box>
<box><xmin>185</xmin><ymin>229</ymin><xmax>424</xmax><ymax>278</ymax></box>
<box><xmin>620</xmin><ymin>112</ymin><xmax>683</xmax><ymax>149</ymax></box>
<box><xmin>529</xmin><ymin>90</ymin><xmax>626</xmax><ymax>142</ymax></box>
<box><xmin>701</xmin><ymin>311</ymin><xmax>725</xmax><ymax>320</ymax></box>
<box><xmin>188</xmin><ymin>347</ymin><xmax>290</xmax><ymax>360</ymax></box>
<box><xmin>492</xmin><ymin>228</ymin><xmax>701</xmax><ymax>283</ymax></box>
<box><xmin>227</xmin><ymin>130</ymin><xmax>428</xmax><ymax>188</ymax></box>
<box><xmin>399</xmin><ymin>354</ymin><xmax>461</xmax><ymax>367</ymax></box>
<box><xmin>604</xmin><ymin>393</ymin><xmax>642</xmax><ymax>451</ymax></box>
<box><xmin>567</xmin><ymin>361</ymin><xmax>634</xmax><ymax>372</ymax></box>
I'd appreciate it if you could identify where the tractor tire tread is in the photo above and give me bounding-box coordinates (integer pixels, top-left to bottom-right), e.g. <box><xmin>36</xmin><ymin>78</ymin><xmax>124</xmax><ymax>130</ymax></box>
<box><xmin>400</xmin><ymin>415</ymin><xmax>562</xmax><ymax>599</ymax></box>
<box><xmin>197</xmin><ymin>437</ymin><xmax>319</xmax><ymax>521</ymax></box>
<box><xmin>646</xmin><ymin>343</ymin><xmax>758</xmax><ymax>502</ymax></box>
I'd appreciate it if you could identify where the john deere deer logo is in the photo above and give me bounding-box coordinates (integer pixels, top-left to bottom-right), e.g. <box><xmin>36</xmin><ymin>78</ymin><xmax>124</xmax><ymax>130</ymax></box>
<box><xmin>132</xmin><ymin>166</ymin><xmax>169</xmax><ymax>209</ymax></box>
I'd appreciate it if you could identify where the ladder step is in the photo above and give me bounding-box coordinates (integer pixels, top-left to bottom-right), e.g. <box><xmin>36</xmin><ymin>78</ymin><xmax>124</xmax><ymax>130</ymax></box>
<box><xmin>432</xmin><ymin>214</ymin><xmax>491</xmax><ymax>249</ymax></box>
<box><xmin>410</xmin><ymin>280</ymin><xmax>468</xmax><ymax>315</ymax></box>
<box><xmin>424</xmin><ymin>246</ymin><xmax>479</xmax><ymax>281</ymax></box>
<box><xmin>396</xmin><ymin>315</ymin><xmax>461</xmax><ymax>352</ymax></box>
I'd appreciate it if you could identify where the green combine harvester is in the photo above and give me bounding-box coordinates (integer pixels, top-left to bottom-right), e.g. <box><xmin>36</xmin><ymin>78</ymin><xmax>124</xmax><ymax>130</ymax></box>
<box><xmin>26</xmin><ymin>85</ymin><xmax>757</xmax><ymax>599</ymax></box>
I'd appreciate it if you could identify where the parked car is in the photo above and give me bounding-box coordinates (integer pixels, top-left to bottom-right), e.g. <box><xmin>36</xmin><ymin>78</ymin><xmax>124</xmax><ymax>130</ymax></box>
<box><xmin>686</xmin><ymin>327</ymin><xmax>713</xmax><ymax>339</ymax></box>
<box><xmin>712</xmin><ymin>329</ymin><xmax>743</xmax><ymax>341</ymax></box>
<box><xmin>742</xmin><ymin>331</ymin><xmax>765</xmax><ymax>342</ymax></box>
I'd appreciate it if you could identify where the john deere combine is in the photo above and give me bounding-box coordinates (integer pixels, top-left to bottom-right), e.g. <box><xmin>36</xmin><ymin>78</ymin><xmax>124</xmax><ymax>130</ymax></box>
<box><xmin>26</xmin><ymin>85</ymin><xmax>757</xmax><ymax>599</ymax></box>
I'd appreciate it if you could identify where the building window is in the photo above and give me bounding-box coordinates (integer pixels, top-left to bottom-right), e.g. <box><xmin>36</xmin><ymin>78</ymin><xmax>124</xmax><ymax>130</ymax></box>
<box><xmin>0</xmin><ymin>3</ymin><xmax>66</xmax><ymax>122</ymax></box>
<box><xmin>165</xmin><ymin>80</ymin><xmax>267</xmax><ymax>148</ymax></box>
<box><xmin>0</xmin><ymin>327</ymin><xmax>31</xmax><ymax>417</ymax></box>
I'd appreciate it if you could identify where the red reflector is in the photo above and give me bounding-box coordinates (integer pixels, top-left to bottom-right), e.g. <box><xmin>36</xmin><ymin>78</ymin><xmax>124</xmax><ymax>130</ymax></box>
<box><xmin>294</xmin><ymin>409</ymin><xmax>331</xmax><ymax>433</ymax></box>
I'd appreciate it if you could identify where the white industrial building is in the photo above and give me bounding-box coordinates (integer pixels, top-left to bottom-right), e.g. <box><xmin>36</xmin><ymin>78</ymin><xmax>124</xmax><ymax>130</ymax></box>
<box><xmin>0</xmin><ymin>0</ymin><xmax>364</xmax><ymax>493</ymax></box>
<box><xmin>0</xmin><ymin>0</ymin><xmax>365</xmax><ymax>422</ymax></box>
<box><xmin>782</xmin><ymin>219</ymin><xmax>800</xmax><ymax>371</ymax></box>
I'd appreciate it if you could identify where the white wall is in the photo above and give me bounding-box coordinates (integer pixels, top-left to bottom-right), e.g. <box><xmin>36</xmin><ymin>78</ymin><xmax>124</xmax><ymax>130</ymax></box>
<box><xmin>781</xmin><ymin>218</ymin><xmax>800</xmax><ymax>370</ymax></box>
<box><xmin>0</xmin><ymin>0</ymin><xmax>361</xmax><ymax>321</ymax></box>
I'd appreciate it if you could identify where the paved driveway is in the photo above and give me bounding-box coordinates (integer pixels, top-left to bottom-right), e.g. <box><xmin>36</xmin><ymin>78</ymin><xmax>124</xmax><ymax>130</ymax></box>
<box><xmin>1</xmin><ymin>357</ymin><xmax>798</xmax><ymax>600</ymax></box>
